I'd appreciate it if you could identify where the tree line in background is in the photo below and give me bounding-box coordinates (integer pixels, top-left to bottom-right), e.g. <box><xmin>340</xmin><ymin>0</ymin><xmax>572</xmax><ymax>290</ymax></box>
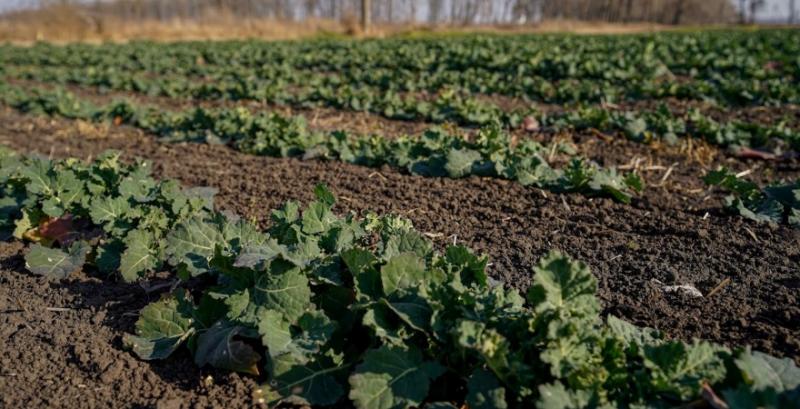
<box><xmin>27</xmin><ymin>0</ymin><xmax>796</xmax><ymax>25</ymax></box>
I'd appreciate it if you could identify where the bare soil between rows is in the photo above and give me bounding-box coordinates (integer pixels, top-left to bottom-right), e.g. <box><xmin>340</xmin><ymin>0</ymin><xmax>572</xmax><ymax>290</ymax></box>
<box><xmin>0</xmin><ymin>109</ymin><xmax>799</xmax><ymax>408</ymax></box>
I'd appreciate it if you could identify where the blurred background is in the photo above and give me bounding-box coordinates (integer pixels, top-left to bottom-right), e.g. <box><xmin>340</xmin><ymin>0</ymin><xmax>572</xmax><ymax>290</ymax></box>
<box><xmin>0</xmin><ymin>0</ymin><xmax>796</xmax><ymax>42</ymax></box>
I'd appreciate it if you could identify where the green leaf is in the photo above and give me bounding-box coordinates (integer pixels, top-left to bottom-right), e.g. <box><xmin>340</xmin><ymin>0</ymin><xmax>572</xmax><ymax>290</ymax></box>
<box><xmin>234</xmin><ymin>241</ymin><xmax>285</xmax><ymax>270</ymax></box>
<box><xmin>381</xmin><ymin>252</ymin><xmax>427</xmax><ymax>296</ymax></box>
<box><xmin>363</xmin><ymin>303</ymin><xmax>407</xmax><ymax>344</ymax></box>
<box><xmin>348</xmin><ymin>346</ymin><xmax>444</xmax><ymax>409</ymax></box>
<box><xmin>643</xmin><ymin>340</ymin><xmax>728</xmax><ymax>399</ymax></box>
<box><xmin>124</xmin><ymin>295</ymin><xmax>194</xmax><ymax>360</ymax></box>
<box><xmin>25</xmin><ymin>241</ymin><xmax>89</xmax><ymax>279</ymax></box>
<box><xmin>165</xmin><ymin>218</ymin><xmax>223</xmax><ymax>276</ymax></box>
<box><xmin>444</xmin><ymin>245</ymin><xmax>488</xmax><ymax>287</ymax></box>
<box><xmin>257</xmin><ymin>309</ymin><xmax>293</xmax><ymax>357</ymax></box>
<box><xmin>119</xmin><ymin>230</ymin><xmax>158</xmax><ymax>281</ymax></box>
<box><xmin>295</xmin><ymin>311</ymin><xmax>337</xmax><ymax>354</ymax></box>
<box><xmin>118</xmin><ymin>168</ymin><xmax>156</xmax><ymax>202</ymax></box>
<box><xmin>382</xmin><ymin>292</ymin><xmax>433</xmax><ymax>333</ymax></box>
<box><xmin>537</xmin><ymin>382</ymin><xmax>596</xmax><ymax>409</ymax></box>
<box><xmin>734</xmin><ymin>351</ymin><xmax>800</xmax><ymax>393</ymax></box>
<box><xmin>302</xmin><ymin>201</ymin><xmax>337</xmax><ymax>235</ymax></box>
<box><xmin>264</xmin><ymin>354</ymin><xmax>346</xmax><ymax>406</ymax></box>
<box><xmin>383</xmin><ymin>229</ymin><xmax>433</xmax><ymax>260</ymax></box>
<box><xmin>527</xmin><ymin>251</ymin><xmax>600</xmax><ymax>317</ymax></box>
<box><xmin>20</xmin><ymin>157</ymin><xmax>55</xmax><ymax>196</ymax></box>
<box><xmin>313</xmin><ymin>184</ymin><xmax>336</xmax><ymax>207</ymax></box>
<box><xmin>194</xmin><ymin>321</ymin><xmax>261</xmax><ymax>375</ymax></box>
<box><xmin>253</xmin><ymin>267</ymin><xmax>312</xmax><ymax>323</ymax></box>
<box><xmin>96</xmin><ymin>240</ymin><xmax>124</xmax><ymax>274</ymax></box>
<box><xmin>466</xmin><ymin>369</ymin><xmax>508</xmax><ymax>409</ymax></box>
<box><xmin>342</xmin><ymin>248</ymin><xmax>382</xmax><ymax>300</ymax></box>
<box><xmin>607</xmin><ymin>315</ymin><xmax>662</xmax><ymax>348</ymax></box>
<box><xmin>445</xmin><ymin>148</ymin><xmax>482</xmax><ymax>178</ymax></box>
<box><xmin>89</xmin><ymin>196</ymin><xmax>130</xmax><ymax>226</ymax></box>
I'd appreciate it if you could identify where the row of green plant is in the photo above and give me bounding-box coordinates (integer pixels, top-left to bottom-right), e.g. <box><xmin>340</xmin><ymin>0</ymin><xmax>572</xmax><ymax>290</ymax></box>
<box><xmin>7</xmin><ymin>58</ymin><xmax>798</xmax><ymax>112</ymax></box>
<box><xmin>0</xmin><ymin>84</ymin><xmax>644</xmax><ymax>203</ymax></box>
<box><xmin>546</xmin><ymin>105</ymin><xmax>799</xmax><ymax>150</ymax></box>
<box><xmin>1</xmin><ymin>147</ymin><xmax>797</xmax><ymax>409</ymax></box>
<box><xmin>4</xmin><ymin>67</ymin><xmax>536</xmax><ymax>127</ymax></box>
<box><xmin>705</xmin><ymin>168</ymin><xmax>800</xmax><ymax>228</ymax></box>
<box><xmin>2</xmin><ymin>30</ymin><xmax>799</xmax><ymax>107</ymax></box>
<box><xmin>8</xmin><ymin>31</ymin><xmax>797</xmax><ymax>80</ymax></box>
<box><xmin>4</xmin><ymin>81</ymin><xmax>799</xmax><ymax>153</ymax></box>
<box><xmin>0</xmin><ymin>147</ymin><xmax>215</xmax><ymax>281</ymax></box>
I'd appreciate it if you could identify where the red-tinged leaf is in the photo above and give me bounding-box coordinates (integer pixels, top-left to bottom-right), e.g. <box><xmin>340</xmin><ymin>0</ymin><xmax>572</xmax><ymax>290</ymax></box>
<box><xmin>522</xmin><ymin>116</ymin><xmax>540</xmax><ymax>132</ymax></box>
<box><xmin>734</xmin><ymin>147</ymin><xmax>777</xmax><ymax>161</ymax></box>
<box><xmin>39</xmin><ymin>214</ymin><xmax>80</xmax><ymax>245</ymax></box>
<box><xmin>701</xmin><ymin>382</ymin><xmax>729</xmax><ymax>409</ymax></box>
<box><xmin>763</xmin><ymin>61</ymin><xmax>783</xmax><ymax>72</ymax></box>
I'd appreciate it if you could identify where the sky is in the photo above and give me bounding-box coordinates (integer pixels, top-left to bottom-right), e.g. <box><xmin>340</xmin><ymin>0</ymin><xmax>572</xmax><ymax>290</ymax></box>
<box><xmin>0</xmin><ymin>0</ymin><xmax>796</xmax><ymax>21</ymax></box>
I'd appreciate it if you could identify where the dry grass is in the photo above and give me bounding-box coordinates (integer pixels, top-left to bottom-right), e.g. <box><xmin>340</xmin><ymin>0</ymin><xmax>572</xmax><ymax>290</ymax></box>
<box><xmin>0</xmin><ymin>5</ymin><xmax>706</xmax><ymax>45</ymax></box>
<box><xmin>0</xmin><ymin>6</ymin><xmax>348</xmax><ymax>44</ymax></box>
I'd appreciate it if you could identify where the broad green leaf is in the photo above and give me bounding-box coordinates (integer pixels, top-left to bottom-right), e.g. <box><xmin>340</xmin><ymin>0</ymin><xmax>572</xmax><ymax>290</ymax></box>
<box><xmin>383</xmin><ymin>229</ymin><xmax>433</xmax><ymax>260</ymax></box>
<box><xmin>734</xmin><ymin>351</ymin><xmax>800</xmax><ymax>393</ymax></box>
<box><xmin>222</xmin><ymin>217</ymin><xmax>269</xmax><ymax>252</ymax></box>
<box><xmin>528</xmin><ymin>251</ymin><xmax>600</xmax><ymax>317</ymax></box>
<box><xmin>348</xmin><ymin>346</ymin><xmax>444</xmax><ymax>409</ymax></box>
<box><xmin>467</xmin><ymin>369</ymin><xmax>508</xmax><ymax>409</ymax></box>
<box><xmin>342</xmin><ymin>248</ymin><xmax>382</xmax><ymax>300</ymax></box>
<box><xmin>302</xmin><ymin>201</ymin><xmax>337</xmax><ymax>235</ymax></box>
<box><xmin>118</xmin><ymin>167</ymin><xmax>156</xmax><ymax>202</ymax></box>
<box><xmin>607</xmin><ymin>315</ymin><xmax>663</xmax><ymax>348</ymax></box>
<box><xmin>537</xmin><ymin>382</ymin><xmax>596</xmax><ymax>409</ymax></box>
<box><xmin>165</xmin><ymin>218</ymin><xmax>223</xmax><ymax>276</ymax></box>
<box><xmin>381</xmin><ymin>252</ymin><xmax>427</xmax><ymax>296</ymax></box>
<box><xmin>313</xmin><ymin>184</ymin><xmax>336</xmax><ymax>207</ymax></box>
<box><xmin>252</xmin><ymin>267</ymin><xmax>312</xmax><ymax>323</ymax></box>
<box><xmin>25</xmin><ymin>241</ymin><xmax>89</xmax><ymax>279</ymax></box>
<box><xmin>282</xmin><ymin>238</ymin><xmax>322</xmax><ymax>267</ymax></box>
<box><xmin>124</xmin><ymin>295</ymin><xmax>194</xmax><ymax>360</ymax></box>
<box><xmin>263</xmin><ymin>354</ymin><xmax>345</xmax><ymax>406</ymax></box>
<box><xmin>89</xmin><ymin>196</ymin><xmax>130</xmax><ymax>226</ymax></box>
<box><xmin>455</xmin><ymin>320</ymin><xmax>512</xmax><ymax>380</ymax></box>
<box><xmin>443</xmin><ymin>245</ymin><xmax>488</xmax><ymax>287</ymax></box>
<box><xmin>194</xmin><ymin>321</ymin><xmax>261</xmax><ymax>375</ymax></box>
<box><xmin>382</xmin><ymin>292</ymin><xmax>433</xmax><ymax>333</ymax></box>
<box><xmin>445</xmin><ymin>148</ymin><xmax>481</xmax><ymax>178</ymax></box>
<box><xmin>295</xmin><ymin>311</ymin><xmax>337</xmax><ymax>354</ymax></box>
<box><xmin>119</xmin><ymin>230</ymin><xmax>158</xmax><ymax>281</ymax></box>
<box><xmin>257</xmin><ymin>309</ymin><xmax>293</xmax><ymax>357</ymax></box>
<box><xmin>363</xmin><ymin>303</ymin><xmax>407</xmax><ymax>344</ymax></box>
<box><xmin>95</xmin><ymin>239</ymin><xmax>124</xmax><ymax>274</ymax></box>
<box><xmin>643</xmin><ymin>340</ymin><xmax>728</xmax><ymax>399</ymax></box>
<box><xmin>234</xmin><ymin>241</ymin><xmax>285</xmax><ymax>270</ymax></box>
<box><xmin>20</xmin><ymin>157</ymin><xmax>55</xmax><ymax>196</ymax></box>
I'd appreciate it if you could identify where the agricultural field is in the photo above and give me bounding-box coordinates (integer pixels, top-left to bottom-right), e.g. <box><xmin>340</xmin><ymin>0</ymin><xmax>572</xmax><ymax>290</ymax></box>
<box><xmin>0</xmin><ymin>29</ymin><xmax>799</xmax><ymax>408</ymax></box>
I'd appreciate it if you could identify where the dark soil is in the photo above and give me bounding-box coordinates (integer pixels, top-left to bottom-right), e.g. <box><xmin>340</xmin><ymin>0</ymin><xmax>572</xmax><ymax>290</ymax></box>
<box><xmin>1</xmin><ymin>109</ymin><xmax>799</xmax><ymax>408</ymax></box>
<box><xmin>0</xmin><ymin>241</ymin><xmax>260</xmax><ymax>409</ymax></box>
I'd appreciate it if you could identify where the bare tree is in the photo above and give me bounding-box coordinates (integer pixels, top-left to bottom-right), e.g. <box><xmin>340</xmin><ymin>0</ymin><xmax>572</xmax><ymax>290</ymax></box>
<box><xmin>362</xmin><ymin>0</ymin><xmax>370</xmax><ymax>30</ymax></box>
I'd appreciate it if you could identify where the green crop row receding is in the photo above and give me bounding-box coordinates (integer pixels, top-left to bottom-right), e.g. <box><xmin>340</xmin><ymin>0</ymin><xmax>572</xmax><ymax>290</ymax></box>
<box><xmin>0</xmin><ymin>84</ymin><xmax>644</xmax><ymax>203</ymax></box>
<box><xmin>2</xmin><ymin>29</ymin><xmax>799</xmax><ymax>107</ymax></box>
<box><xmin>1</xmin><ymin>147</ymin><xmax>798</xmax><ymax>409</ymax></box>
